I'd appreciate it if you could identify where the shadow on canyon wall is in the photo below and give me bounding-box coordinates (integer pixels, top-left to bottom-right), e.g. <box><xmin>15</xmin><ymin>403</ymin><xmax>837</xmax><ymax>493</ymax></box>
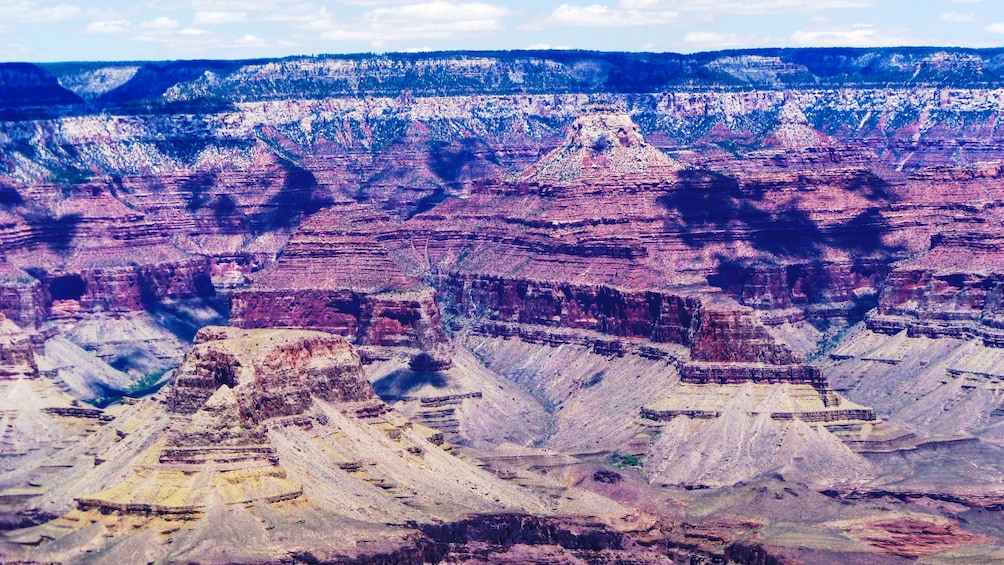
<box><xmin>254</xmin><ymin>161</ymin><xmax>333</xmax><ymax>232</ymax></box>
<box><xmin>657</xmin><ymin>169</ymin><xmax>900</xmax><ymax>259</ymax></box>
<box><xmin>181</xmin><ymin>161</ymin><xmax>332</xmax><ymax>232</ymax></box>
<box><xmin>0</xmin><ymin>184</ymin><xmax>24</xmax><ymax>207</ymax></box>
<box><xmin>372</xmin><ymin>368</ymin><xmax>449</xmax><ymax>399</ymax></box>
<box><xmin>659</xmin><ymin>169</ymin><xmax>903</xmax><ymax>320</ymax></box>
<box><xmin>26</xmin><ymin>212</ymin><xmax>83</xmax><ymax>252</ymax></box>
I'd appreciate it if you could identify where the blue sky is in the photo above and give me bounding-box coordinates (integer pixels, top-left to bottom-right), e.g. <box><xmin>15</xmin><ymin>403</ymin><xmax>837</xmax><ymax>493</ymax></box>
<box><xmin>1</xmin><ymin>0</ymin><xmax>1002</xmax><ymax>62</ymax></box>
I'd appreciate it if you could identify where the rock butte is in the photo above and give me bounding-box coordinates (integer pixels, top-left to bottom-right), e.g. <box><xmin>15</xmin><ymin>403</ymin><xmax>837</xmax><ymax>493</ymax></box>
<box><xmin>2</xmin><ymin>48</ymin><xmax>1004</xmax><ymax>563</ymax></box>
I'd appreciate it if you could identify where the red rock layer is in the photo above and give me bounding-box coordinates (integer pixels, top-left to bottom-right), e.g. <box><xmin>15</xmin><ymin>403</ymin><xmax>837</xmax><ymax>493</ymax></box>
<box><xmin>230</xmin><ymin>287</ymin><xmax>447</xmax><ymax>351</ymax></box>
<box><xmin>233</xmin><ymin>109</ymin><xmax>832</xmax><ymax>388</ymax></box>
<box><xmin>168</xmin><ymin>326</ymin><xmax>374</xmax><ymax>419</ymax></box>
<box><xmin>852</xmin><ymin>518</ymin><xmax>988</xmax><ymax>558</ymax></box>
<box><xmin>0</xmin><ymin>181</ymin><xmax>220</xmax><ymax>322</ymax></box>
<box><xmin>709</xmin><ymin>259</ymin><xmax>888</xmax><ymax>316</ymax></box>
<box><xmin>227</xmin><ymin>200</ymin><xmax>453</xmax><ymax>362</ymax></box>
<box><xmin>679</xmin><ymin>363</ymin><xmax>825</xmax><ymax>388</ymax></box>
<box><xmin>247</xmin><ymin>203</ymin><xmax>421</xmax><ymax>294</ymax></box>
<box><xmin>78</xmin><ymin>258</ymin><xmax>215</xmax><ymax>312</ymax></box>
<box><xmin>0</xmin><ymin>315</ymin><xmax>38</xmax><ymax>379</ymax></box>
<box><xmin>437</xmin><ymin>275</ymin><xmax>699</xmax><ymax>344</ymax></box>
<box><xmin>866</xmin><ymin>225</ymin><xmax>1004</xmax><ymax>345</ymax></box>
<box><xmin>0</xmin><ymin>264</ymin><xmax>45</xmax><ymax>330</ymax></box>
<box><xmin>5</xmin><ymin>59</ymin><xmax>1004</xmax><ymax>352</ymax></box>
<box><xmin>690</xmin><ymin>308</ymin><xmax>797</xmax><ymax>364</ymax></box>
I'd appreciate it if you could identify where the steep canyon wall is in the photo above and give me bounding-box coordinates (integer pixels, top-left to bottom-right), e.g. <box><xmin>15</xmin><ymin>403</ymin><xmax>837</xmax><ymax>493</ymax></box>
<box><xmin>2</xmin><ymin>48</ymin><xmax>1004</xmax><ymax>380</ymax></box>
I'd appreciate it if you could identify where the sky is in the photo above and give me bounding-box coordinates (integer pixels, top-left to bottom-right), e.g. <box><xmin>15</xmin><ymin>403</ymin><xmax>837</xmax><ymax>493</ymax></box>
<box><xmin>0</xmin><ymin>0</ymin><xmax>1002</xmax><ymax>62</ymax></box>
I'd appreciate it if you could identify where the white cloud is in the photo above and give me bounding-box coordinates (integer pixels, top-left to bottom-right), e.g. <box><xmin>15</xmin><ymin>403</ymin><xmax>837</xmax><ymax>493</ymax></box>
<box><xmin>193</xmin><ymin>10</ymin><xmax>248</xmax><ymax>25</ymax></box>
<box><xmin>236</xmin><ymin>34</ymin><xmax>267</xmax><ymax>47</ymax></box>
<box><xmin>677</xmin><ymin>0</ymin><xmax>872</xmax><ymax>14</ymax></box>
<box><xmin>141</xmin><ymin>16</ymin><xmax>180</xmax><ymax>30</ymax></box>
<box><xmin>267</xmin><ymin>6</ymin><xmax>336</xmax><ymax>30</ymax></box>
<box><xmin>85</xmin><ymin>19</ymin><xmax>130</xmax><ymax>34</ymax></box>
<box><xmin>619</xmin><ymin>0</ymin><xmax>662</xmax><ymax>8</ymax></box>
<box><xmin>548</xmin><ymin>3</ymin><xmax>678</xmax><ymax>27</ymax></box>
<box><xmin>337</xmin><ymin>0</ymin><xmax>422</xmax><ymax>5</ymax></box>
<box><xmin>683</xmin><ymin>31</ymin><xmax>749</xmax><ymax>49</ymax></box>
<box><xmin>0</xmin><ymin>2</ymin><xmax>84</xmax><ymax>24</ymax></box>
<box><xmin>941</xmin><ymin>11</ymin><xmax>976</xmax><ymax>23</ymax></box>
<box><xmin>316</xmin><ymin>1</ymin><xmax>514</xmax><ymax>44</ymax></box>
<box><xmin>366</xmin><ymin>1</ymin><xmax>510</xmax><ymax>25</ymax></box>
<box><xmin>540</xmin><ymin>0</ymin><xmax>869</xmax><ymax>29</ymax></box>
<box><xmin>526</xmin><ymin>43</ymin><xmax>572</xmax><ymax>49</ymax></box>
<box><xmin>130</xmin><ymin>13</ymin><xmax>231</xmax><ymax>52</ymax></box>
<box><xmin>987</xmin><ymin>22</ymin><xmax>1004</xmax><ymax>33</ymax></box>
<box><xmin>0</xmin><ymin>42</ymin><xmax>31</xmax><ymax>59</ymax></box>
<box><xmin>146</xmin><ymin>0</ymin><xmax>285</xmax><ymax>10</ymax></box>
<box><xmin>791</xmin><ymin>24</ymin><xmax>907</xmax><ymax>47</ymax></box>
<box><xmin>28</xmin><ymin>4</ymin><xmax>82</xmax><ymax>22</ymax></box>
<box><xmin>128</xmin><ymin>21</ymin><xmax>272</xmax><ymax>53</ymax></box>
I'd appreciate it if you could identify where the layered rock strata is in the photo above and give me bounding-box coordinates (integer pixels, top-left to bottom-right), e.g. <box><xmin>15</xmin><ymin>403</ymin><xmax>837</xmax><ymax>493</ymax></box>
<box><xmin>3</xmin><ymin>49</ymin><xmax>1004</xmax><ymax>563</ymax></box>
<box><xmin>0</xmin><ymin>265</ymin><xmax>45</xmax><ymax>331</ymax></box>
<box><xmin>642</xmin><ymin>383</ymin><xmax>876</xmax><ymax>487</ymax></box>
<box><xmin>0</xmin><ymin>316</ymin><xmax>36</xmax><ymax>380</ymax></box>
<box><xmin>6</xmin><ymin>327</ymin><xmax>690</xmax><ymax>563</ymax></box>
<box><xmin>222</xmin><ymin>107</ymin><xmax>879</xmax><ymax>488</ymax></box>
<box><xmin>78</xmin><ymin>326</ymin><xmax>371</xmax><ymax>516</ymax></box>
<box><xmin>236</xmin><ymin>107</ymin><xmax>829</xmax><ymax>384</ymax></box>
<box><xmin>867</xmin><ymin>232</ymin><xmax>1004</xmax><ymax>346</ymax></box>
<box><xmin>2</xmin><ymin>50</ymin><xmax>1003</xmax><ymax>372</ymax></box>
<box><xmin>65</xmin><ymin>327</ymin><xmax>550</xmax><ymax>525</ymax></box>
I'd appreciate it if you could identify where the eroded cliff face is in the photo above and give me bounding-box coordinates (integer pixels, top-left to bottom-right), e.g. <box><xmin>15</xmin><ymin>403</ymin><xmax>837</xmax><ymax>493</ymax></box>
<box><xmin>6</xmin><ymin>327</ymin><xmax>628</xmax><ymax>564</ymax></box>
<box><xmin>0</xmin><ymin>315</ymin><xmax>36</xmax><ymax>379</ymax></box>
<box><xmin>3</xmin><ymin>48</ymin><xmax>1004</xmax><ymax>563</ymax></box>
<box><xmin>2</xmin><ymin>51</ymin><xmax>1002</xmax><ymax>348</ymax></box>
<box><xmin>223</xmin><ymin>105</ymin><xmax>902</xmax><ymax>492</ymax></box>
<box><xmin>167</xmin><ymin>326</ymin><xmax>375</xmax><ymax>417</ymax></box>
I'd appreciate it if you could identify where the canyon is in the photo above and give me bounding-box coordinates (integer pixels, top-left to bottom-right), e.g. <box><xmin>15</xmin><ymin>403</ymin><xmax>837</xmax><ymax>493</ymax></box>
<box><xmin>2</xmin><ymin>48</ymin><xmax>1004</xmax><ymax>563</ymax></box>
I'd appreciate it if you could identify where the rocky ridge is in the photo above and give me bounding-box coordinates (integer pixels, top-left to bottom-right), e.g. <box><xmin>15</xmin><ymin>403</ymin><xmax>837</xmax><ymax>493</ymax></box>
<box><xmin>5</xmin><ymin>327</ymin><xmax>647</xmax><ymax>563</ymax></box>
